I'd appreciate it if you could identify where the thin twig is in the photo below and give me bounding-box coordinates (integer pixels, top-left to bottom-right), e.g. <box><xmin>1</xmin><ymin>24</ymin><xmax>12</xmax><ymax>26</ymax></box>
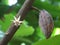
<box><xmin>32</xmin><ymin>6</ymin><xmax>40</xmax><ymax>12</ymax></box>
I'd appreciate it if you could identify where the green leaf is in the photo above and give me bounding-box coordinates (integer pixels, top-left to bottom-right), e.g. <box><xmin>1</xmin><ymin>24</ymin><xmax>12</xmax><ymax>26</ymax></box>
<box><xmin>33</xmin><ymin>0</ymin><xmax>60</xmax><ymax>18</ymax></box>
<box><xmin>14</xmin><ymin>20</ymin><xmax>34</xmax><ymax>37</ymax></box>
<box><xmin>36</xmin><ymin>27</ymin><xmax>46</xmax><ymax>40</ymax></box>
<box><xmin>50</xmin><ymin>0</ymin><xmax>60</xmax><ymax>2</ymax></box>
<box><xmin>33</xmin><ymin>35</ymin><xmax>60</xmax><ymax>45</ymax></box>
<box><xmin>0</xmin><ymin>14</ymin><xmax>13</xmax><ymax>31</ymax></box>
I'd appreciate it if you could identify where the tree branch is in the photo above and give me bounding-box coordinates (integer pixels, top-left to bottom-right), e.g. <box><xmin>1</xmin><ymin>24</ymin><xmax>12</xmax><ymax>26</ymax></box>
<box><xmin>0</xmin><ymin>0</ymin><xmax>35</xmax><ymax>45</ymax></box>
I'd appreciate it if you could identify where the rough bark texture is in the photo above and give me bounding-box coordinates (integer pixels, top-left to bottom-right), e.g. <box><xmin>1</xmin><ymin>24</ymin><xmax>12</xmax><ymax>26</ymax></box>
<box><xmin>0</xmin><ymin>0</ymin><xmax>35</xmax><ymax>45</ymax></box>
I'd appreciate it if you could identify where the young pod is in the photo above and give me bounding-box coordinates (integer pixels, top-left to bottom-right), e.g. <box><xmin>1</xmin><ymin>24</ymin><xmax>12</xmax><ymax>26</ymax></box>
<box><xmin>39</xmin><ymin>10</ymin><xmax>54</xmax><ymax>39</ymax></box>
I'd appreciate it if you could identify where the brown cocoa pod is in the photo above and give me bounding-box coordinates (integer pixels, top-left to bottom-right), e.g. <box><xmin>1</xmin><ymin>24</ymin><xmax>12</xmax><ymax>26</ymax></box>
<box><xmin>39</xmin><ymin>9</ymin><xmax>54</xmax><ymax>39</ymax></box>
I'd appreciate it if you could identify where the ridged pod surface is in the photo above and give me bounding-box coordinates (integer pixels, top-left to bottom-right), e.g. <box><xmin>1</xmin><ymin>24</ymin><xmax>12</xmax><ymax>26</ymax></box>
<box><xmin>39</xmin><ymin>10</ymin><xmax>54</xmax><ymax>39</ymax></box>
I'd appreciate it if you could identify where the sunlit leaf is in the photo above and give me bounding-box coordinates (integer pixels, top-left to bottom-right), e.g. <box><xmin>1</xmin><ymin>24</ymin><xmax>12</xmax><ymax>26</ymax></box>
<box><xmin>33</xmin><ymin>35</ymin><xmax>60</xmax><ymax>45</ymax></box>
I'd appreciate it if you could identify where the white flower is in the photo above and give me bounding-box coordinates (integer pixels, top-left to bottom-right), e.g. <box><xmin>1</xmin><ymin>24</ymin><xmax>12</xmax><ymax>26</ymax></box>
<box><xmin>11</xmin><ymin>16</ymin><xmax>22</xmax><ymax>26</ymax></box>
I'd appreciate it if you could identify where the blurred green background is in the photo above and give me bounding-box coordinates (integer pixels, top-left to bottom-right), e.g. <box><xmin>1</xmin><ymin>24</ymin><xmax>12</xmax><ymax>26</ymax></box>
<box><xmin>0</xmin><ymin>0</ymin><xmax>60</xmax><ymax>45</ymax></box>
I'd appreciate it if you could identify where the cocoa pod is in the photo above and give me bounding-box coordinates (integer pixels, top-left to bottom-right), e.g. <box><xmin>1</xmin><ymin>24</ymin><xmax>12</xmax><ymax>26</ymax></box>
<box><xmin>39</xmin><ymin>9</ymin><xmax>54</xmax><ymax>39</ymax></box>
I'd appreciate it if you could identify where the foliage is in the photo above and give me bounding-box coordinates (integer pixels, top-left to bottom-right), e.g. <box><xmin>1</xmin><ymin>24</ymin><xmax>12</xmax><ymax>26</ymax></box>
<box><xmin>33</xmin><ymin>35</ymin><xmax>60</xmax><ymax>45</ymax></box>
<box><xmin>0</xmin><ymin>0</ymin><xmax>60</xmax><ymax>45</ymax></box>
